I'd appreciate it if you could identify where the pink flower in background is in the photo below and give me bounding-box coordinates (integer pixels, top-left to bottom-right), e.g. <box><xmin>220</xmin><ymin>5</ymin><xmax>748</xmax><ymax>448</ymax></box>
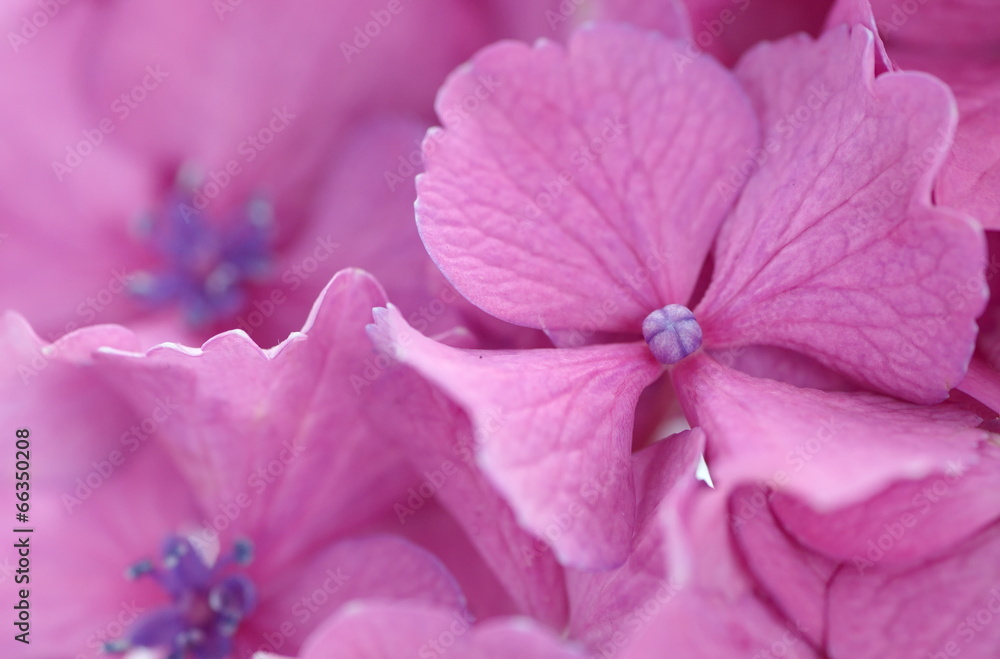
<box><xmin>0</xmin><ymin>0</ymin><xmax>539</xmax><ymax>350</ymax></box>
<box><xmin>371</xmin><ymin>19</ymin><xmax>985</xmax><ymax>569</ymax></box>
<box><xmin>0</xmin><ymin>271</ymin><xmax>487</xmax><ymax>658</ymax></box>
<box><xmin>262</xmin><ymin>601</ymin><xmax>586</xmax><ymax>659</ymax></box>
<box><xmin>256</xmin><ymin>425</ymin><xmax>707</xmax><ymax>659</ymax></box>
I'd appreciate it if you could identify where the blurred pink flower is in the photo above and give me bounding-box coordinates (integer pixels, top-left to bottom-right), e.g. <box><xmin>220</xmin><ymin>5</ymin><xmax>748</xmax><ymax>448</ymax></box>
<box><xmin>370</xmin><ymin>20</ymin><xmax>985</xmax><ymax>568</ymax></box>
<box><xmin>261</xmin><ymin>601</ymin><xmax>585</xmax><ymax>659</ymax></box>
<box><xmin>0</xmin><ymin>270</ymin><xmax>483</xmax><ymax>658</ymax></box>
<box><xmin>257</xmin><ymin>427</ymin><xmax>708</xmax><ymax>659</ymax></box>
<box><xmin>0</xmin><ymin>0</ymin><xmax>525</xmax><ymax>350</ymax></box>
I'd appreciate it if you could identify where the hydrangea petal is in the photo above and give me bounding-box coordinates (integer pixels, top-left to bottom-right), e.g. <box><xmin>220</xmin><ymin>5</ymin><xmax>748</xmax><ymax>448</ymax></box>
<box><xmin>362</xmin><ymin>362</ymin><xmax>568</xmax><ymax>626</ymax></box>
<box><xmin>368</xmin><ymin>304</ymin><xmax>664</xmax><ymax>568</ymax></box>
<box><xmin>566</xmin><ymin>429</ymin><xmax>703</xmax><ymax>654</ymax></box>
<box><xmin>590</xmin><ymin>0</ymin><xmax>692</xmax><ymax>39</ymax></box>
<box><xmin>829</xmin><ymin>0</ymin><xmax>1000</xmax><ymax>227</ymax></box>
<box><xmin>0</xmin><ymin>415</ymin><xmax>201</xmax><ymax>656</ymax></box>
<box><xmin>673</xmin><ymin>353</ymin><xmax>987</xmax><ymax>509</ymax></box>
<box><xmin>678</xmin><ymin>0</ymin><xmax>834</xmax><ymax>67</ymax></box>
<box><xmin>93</xmin><ymin>270</ymin><xmax>414</xmax><ymax>560</ymax></box>
<box><xmin>0</xmin><ymin>313</ymin><xmax>142</xmax><ymax>486</ymax></box>
<box><xmin>620</xmin><ymin>487</ymin><xmax>817</xmax><ymax>658</ymax></box>
<box><xmin>238</xmin><ymin>535</ymin><xmax>467</xmax><ymax>657</ymax></box>
<box><xmin>827</xmin><ymin>517</ymin><xmax>1000</xmax><ymax>658</ymax></box>
<box><xmin>84</xmin><ymin>0</ymin><xmax>488</xmax><ymax>216</ymax></box>
<box><xmin>769</xmin><ymin>444</ymin><xmax>1000</xmax><ymax>569</ymax></box>
<box><xmin>417</xmin><ymin>23</ymin><xmax>758</xmax><ymax>331</ymax></box>
<box><xmin>695</xmin><ymin>26</ymin><xmax>987</xmax><ymax>403</ymax></box>
<box><xmin>274</xmin><ymin>601</ymin><xmax>585</xmax><ymax>659</ymax></box>
<box><xmin>727</xmin><ymin>487</ymin><xmax>838</xmax><ymax>647</ymax></box>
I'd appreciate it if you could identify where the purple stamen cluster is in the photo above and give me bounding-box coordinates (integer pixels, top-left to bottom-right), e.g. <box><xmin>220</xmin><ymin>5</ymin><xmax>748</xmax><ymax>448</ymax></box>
<box><xmin>105</xmin><ymin>535</ymin><xmax>256</xmax><ymax>659</ymax></box>
<box><xmin>129</xmin><ymin>181</ymin><xmax>272</xmax><ymax>327</ymax></box>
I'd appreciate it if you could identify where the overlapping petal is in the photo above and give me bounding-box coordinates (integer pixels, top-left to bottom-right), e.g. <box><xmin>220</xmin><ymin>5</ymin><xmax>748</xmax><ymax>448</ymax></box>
<box><xmin>696</xmin><ymin>26</ymin><xmax>987</xmax><ymax>403</ymax></box>
<box><xmin>368</xmin><ymin>303</ymin><xmax>663</xmax><ymax>568</ymax></box>
<box><xmin>417</xmin><ymin>23</ymin><xmax>758</xmax><ymax>332</ymax></box>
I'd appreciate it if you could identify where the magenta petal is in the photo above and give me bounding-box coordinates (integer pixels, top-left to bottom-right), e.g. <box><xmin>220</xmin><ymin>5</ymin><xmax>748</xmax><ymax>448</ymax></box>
<box><xmin>0</xmin><ymin>313</ymin><xmax>144</xmax><ymax>487</ymax></box>
<box><xmin>417</xmin><ymin>23</ymin><xmax>758</xmax><ymax>331</ymax></box>
<box><xmin>678</xmin><ymin>0</ymin><xmax>835</xmax><ymax>67</ymax></box>
<box><xmin>590</xmin><ymin>0</ymin><xmax>692</xmax><ymax>39</ymax></box>
<box><xmin>93</xmin><ymin>270</ymin><xmax>413</xmax><ymax>558</ymax></box>
<box><xmin>696</xmin><ymin>26</ymin><xmax>987</xmax><ymax>403</ymax></box>
<box><xmin>239</xmin><ymin>535</ymin><xmax>467</xmax><ymax>657</ymax></box>
<box><xmin>769</xmin><ymin>443</ymin><xmax>1000</xmax><ymax>569</ymax></box>
<box><xmin>290</xmin><ymin>601</ymin><xmax>585</xmax><ymax>659</ymax></box>
<box><xmin>827</xmin><ymin>521</ymin><xmax>1000</xmax><ymax>658</ymax></box>
<box><xmin>620</xmin><ymin>488</ymin><xmax>815</xmax><ymax>659</ymax></box>
<box><xmin>673</xmin><ymin>354</ymin><xmax>987</xmax><ymax>510</ymax></box>
<box><xmin>567</xmin><ymin>429</ymin><xmax>704</xmax><ymax>653</ymax></box>
<box><xmin>728</xmin><ymin>487</ymin><xmax>837</xmax><ymax>647</ymax></box>
<box><xmin>368</xmin><ymin>304</ymin><xmax>664</xmax><ymax>568</ymax></box>
<box><xmin>366</xmin><ymin>365</ymin><xmax>568</xmax><ymax>626</ymax></box>
<box><xmin>85</xmin><ymin>0</ymin><xmax>488</xmax><ymax>206</ymax></box>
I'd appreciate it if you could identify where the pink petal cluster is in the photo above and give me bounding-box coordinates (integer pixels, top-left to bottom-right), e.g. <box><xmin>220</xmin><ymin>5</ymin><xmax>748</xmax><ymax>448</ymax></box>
<box><xmin>4</xmin><ymin>1</ymin><xmax>1000</xmax><ymax>658</ymax></box>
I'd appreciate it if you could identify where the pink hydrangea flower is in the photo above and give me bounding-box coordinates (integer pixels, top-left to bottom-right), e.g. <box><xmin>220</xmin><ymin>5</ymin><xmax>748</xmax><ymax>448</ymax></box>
<box><xmin>0</xmin><ymin>0</ymin><xmax>504</xmax><ymax>349</ymax></box>
<box><xmin>371</xmin><ymin>19</ymin><xmax>985</xmax><ymax>569</ymax></box>
<box><xmin>0</xmin><ymin>271</ymin><xmax>492</xmax><ymax>658</ymax></box>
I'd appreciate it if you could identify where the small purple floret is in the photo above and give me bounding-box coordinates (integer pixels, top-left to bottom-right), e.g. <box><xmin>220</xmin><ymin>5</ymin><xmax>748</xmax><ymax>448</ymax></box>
<box><xmin>642</xmin><ymin>304</ymin><xmax>702</xmax><ymax>365</ymax></box>
<box><xmin>130</xmin><ymin>174</ymin><xmax>273</xmax><ymax>327</ymax></box>
<box><xmin>106</xmin><ymin>535</ymin><xmax>256</xmax><ymax>659</ymax></box>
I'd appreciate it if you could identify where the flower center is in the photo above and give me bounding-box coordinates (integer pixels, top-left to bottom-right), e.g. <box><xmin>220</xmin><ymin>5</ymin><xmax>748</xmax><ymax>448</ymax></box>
<box><xmin>105</xmin><ymin>535</ymin><xmax>256</xmax><ymax>659</ymax></box>
<box><xmin>130</xmin><ymin>175</ymin><xmax>273</xmax><ymax>327</ymax></box>
<box><xmin>642</xmin><ymin>304</ymin><xmax>702</xmax><ymax>365</ymax></box>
